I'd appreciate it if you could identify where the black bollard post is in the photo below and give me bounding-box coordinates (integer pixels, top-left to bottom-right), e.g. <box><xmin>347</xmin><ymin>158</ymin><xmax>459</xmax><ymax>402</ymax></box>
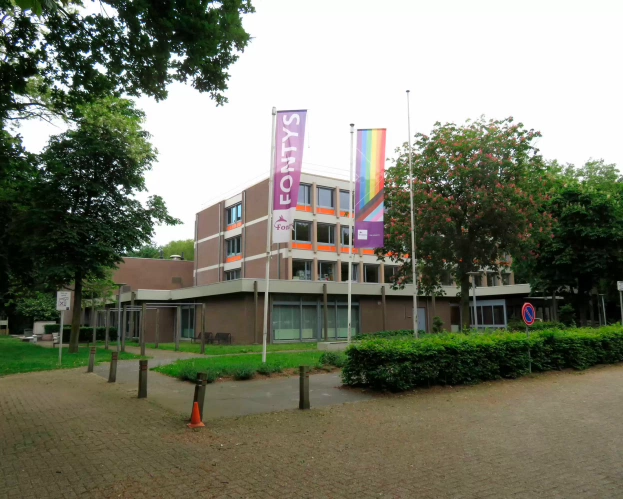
<box><xmin>138</xmin><ymin>359</ymin><xmax>148</xmax><ymax>398</ymax></box>
<box><xmin>87</xmin><ymin>347</ymin><xmax>96</xmax><ymax>373</ymax></box>
<box><xmin>200</xmin><ymin>304</ymin><xmax>206</xmax><ymax>355</ymax></box>
<box><xmin>108</xmin><ymin>352</ymin><xmax>118</xmax><ymax>383</ymax></box>
<box><xmin>192</xmin><ymin>372</ymin><xmax>207</xmax><ymax>419</ymax></box>
<box><xmin>299</xmin><ymin>366</ymin><xmax>310</xmax><ymax>410</ymax></box>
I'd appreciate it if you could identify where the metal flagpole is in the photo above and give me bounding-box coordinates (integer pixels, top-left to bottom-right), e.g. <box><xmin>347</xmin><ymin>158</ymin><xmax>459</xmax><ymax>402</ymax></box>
<box><xmin>58</xmin><ymin>309</ymin><xmax>64</xmax><ymax>364</ymax></box>
<box><xmin>262</xmin><ymin>107</ymin><xmax>278</xmax><ymax>363</ymax></box>
<box><xmin>406</xmin><ymin>90</ymin><xmax>419</xmax><ymax>338</ymax></box>
<box><xmin>347</xmin><ymin>124</ymin><xmax>355</xmax><ymax>344</ymax></box>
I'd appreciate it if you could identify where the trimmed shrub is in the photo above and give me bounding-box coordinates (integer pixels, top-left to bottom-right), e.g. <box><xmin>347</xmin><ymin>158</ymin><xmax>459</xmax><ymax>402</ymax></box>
<box><xmin>43</xmin><ymin>324</ymin><xmax>118</xmax><ymax>342</ymax></box>
<box><xmin>342</xmin><ymin>326</ymin><xmax>623</xmax><ymax>392</ymax></box>
<box><xmin>319</xmin><ymin>352</ymin><xmax>346</xmax><ymax>368</ymax></box>
<box><xmin>354</xmin><ymin>329</ymin><xmax>425</xmax><ymax>341</ymax></box>
<box><xmin>507</xmin><ymin>320</ymin><xmax>566</xmax><ymax>332</ymax></box>
<box><xmin>257</xmin><ymin>364</ymin><xmax>283</xmax><ymax>376</ymax></box>
<box><xmin>232</xmin><ymin>367</ymin><xmax>256</xmax><ymax>380</ymax></box>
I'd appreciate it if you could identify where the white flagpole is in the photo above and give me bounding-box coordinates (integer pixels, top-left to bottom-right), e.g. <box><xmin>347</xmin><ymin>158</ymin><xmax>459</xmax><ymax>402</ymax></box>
<box><xmin>262</xmin><ymin>107</ymin><xmax>278</xmax><ymax>363</ymax></box>
<box><xmin>347</xmin><ymin>124</ymin><xmax>355</xmax><ymax>344</ymax></box>
<box><xmin>407</xmin><ymin>90</ymin><xmax>419</xmax><ymax>339</ymax></box>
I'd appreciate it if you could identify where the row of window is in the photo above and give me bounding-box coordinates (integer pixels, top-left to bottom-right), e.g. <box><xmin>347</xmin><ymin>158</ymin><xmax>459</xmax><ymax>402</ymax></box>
<box><xmin>298</xmin><ymin>184</ymin><xmax>352</xmax><ymax>211</ymax></box>
<box><xmin>292</xmin><ymin>260</ymin><xmax>396</xmax><ymax>283</ymax></box>
<box><xmin>225</xmin><ymin>187</ymin><xmax>352</xmax><ymax>228</ymax></box>
<box><xmin>293</xmin><ymin>221</ymin><xmax>352</xmax><ymax>245</ymax></box>
<box><xmin>471</xmin><ymin>273</ymin><xmax>511</xmax><ymax>287</ymax></box>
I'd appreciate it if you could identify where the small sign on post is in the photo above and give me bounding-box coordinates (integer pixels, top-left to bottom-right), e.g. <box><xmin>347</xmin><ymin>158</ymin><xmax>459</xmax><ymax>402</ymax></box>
<box><xmin>56</xmin><ymin>291</ymin><xmax>71</xmax><ymax>364</ymax></box>
<box><xmin>522</xmin><ymin>302</ymin><xmax>535</xmax><ymax>374</ymax></box>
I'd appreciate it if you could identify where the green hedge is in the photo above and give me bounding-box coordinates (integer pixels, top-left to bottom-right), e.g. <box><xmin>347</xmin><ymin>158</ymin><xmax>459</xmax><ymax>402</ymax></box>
<box><xmin>342</xmin><ymin>326</ymin><xmax>623</xmax><ymax>391</ymax></box>
<box><xmin>354</xmin><ymin>329</ymin><xmax>425</xmax><ymax>341</ymax></box>
<box><xmin>43</xmin><ymin>325</ymin><xmax>118</xmax><ymax>342</ymax></box>
<box><xmin>507</xmin><ymin>320</ymin><xmax>566</xmax><ymax>332</ymax></box>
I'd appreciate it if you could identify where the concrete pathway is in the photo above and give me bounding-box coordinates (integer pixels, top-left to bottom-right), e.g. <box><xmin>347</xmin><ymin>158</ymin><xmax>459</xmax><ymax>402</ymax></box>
<box><xmin>91</xmin><ymin>346</ymin><xmax>374</xmax><ymax>419</ymax></box>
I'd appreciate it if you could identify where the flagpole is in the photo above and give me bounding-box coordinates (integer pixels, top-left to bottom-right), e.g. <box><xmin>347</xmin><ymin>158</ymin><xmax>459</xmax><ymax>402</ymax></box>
<box><xmin>407</xmin><ymin>90</ymin><xmax>419</xmax><ymax>339</ymax></box>
<box><xmin>262</xmin><ymin>107</ymin><xmax>277</xmax><ymax>363</ymax></box>
<box><xmin>347</xmin><ymin>124</ymin><xmax>355</xmax><ymax>344</ymax></box>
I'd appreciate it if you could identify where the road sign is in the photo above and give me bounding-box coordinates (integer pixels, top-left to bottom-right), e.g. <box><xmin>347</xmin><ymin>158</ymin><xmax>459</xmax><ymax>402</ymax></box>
<box><xmin>522</xmin><ymin>302</ymin><xmax>536</xmax><ymax>327</ymax></box>
<box><xmin>618</xmin><ymin>281</ymin><xmax>623</xmax><ymax>292</ymax></box>
<box><xmin>56</xmin><ymin>291</ymin><xmax>71</xmax><ymax>311</ymax></box>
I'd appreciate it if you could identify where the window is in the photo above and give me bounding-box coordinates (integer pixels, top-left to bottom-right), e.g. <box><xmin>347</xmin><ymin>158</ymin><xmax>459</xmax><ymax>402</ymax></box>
<box><xmin>341</xmin><ymin>226</ymin><xmax>353</xmax><ymax>246</ymax></box>
<box><xmin>226</xmin><ymin>203</ymin><xmax>242</xmax><ymax>225</ymax></box>
<box><xmin>317</xmin><ymin>224</ymin><xmax>335</xmax><ymax>245</ymax></box>
<box><xmin>487</xmin><ymin>273</ymin><xmax>500</xmax><ymax>287</ymax></box>
<box><xmin>340</xmin><ymin>190</ymin><xmax>351</xmax><ymax>211</ymax></box>
<box><xmin>292</xmin><ymin>260</ymin><xmax>312</xmax><ymax>280</ymax></box>
<box><xmin>298</xmin><ymin>184</ymin><xmax>311</xmax><ymax>205</ymax></box>
<box><xmin>502</xmin><ymin>273</ymin><xmax>511</xmax><ymax>286</ymax></box>
<box><xmin>364</xmin><ymin>264</ymin><xmax>379</xmax><ymax>283</ymax></box>
<box><xmin>318</xmin><ymin>261</ymin><xmax>335</xmax><ymax>281</ymax></box>
<box><xmin>317</xmin><ymin>187</ymin><xmax>334</xmax><ymax>208</ymax></box>
<box><xmin>441</xmin><ymin>271</ymin><xmax>454</xmax><ymax>286</ymax></box>
<box><xmin>341</xmin><ymin>262</ymin><xmax>359</xmax><ymax>282</ymax></box>
<box><xmin>292</xmin><ymin>221</ymin><xmax>311</xmax><ymax>242</ymax></box>
<box><xmin>384</xmin><ymin>265</ymin><xmax>398</xmax><ymax>284</ymax></box>
<box><xmin>226</xmin><ymin>236</ymin><xmax>241</xmax><ymax>257</ymax></box>
<box><xmin>225</xmin><ymin>269</ymin><xmax>241</xmax><ymax>280</ymax></box>
<box><xmin>472</xmin><ymin>274</ymin><xmax>482</xmax><ymax>287</ymax></box>
<box><xmin>470</xmin><ymin>302</ymin><xmax>506</xmax><ymax>327</ymax></box>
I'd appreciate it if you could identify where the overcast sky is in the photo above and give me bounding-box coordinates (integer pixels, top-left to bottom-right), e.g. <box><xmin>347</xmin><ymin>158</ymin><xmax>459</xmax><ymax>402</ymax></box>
<box><xmin>19</xmin><ymin>0</ymin><xmax>623</xmax><ymax>245</ymax></box>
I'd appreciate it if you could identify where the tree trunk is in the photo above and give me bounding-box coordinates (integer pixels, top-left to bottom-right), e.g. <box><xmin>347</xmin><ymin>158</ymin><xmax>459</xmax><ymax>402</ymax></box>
<box><xmin>432</xmin><ymin>293</ymin><xmax>437</xmax><ymax>318</ymax></box>
<box><xmin>579</xmin><ymin>300</ymin><xmax>587</xmax><ymax>328</ymax></box>
<box><xmin>589</xmin><ymin>296</ymin><xmax>595</xmax><ymax>327</ymax></box>
<box><xmin>551</xmin><ymin>292</ymin><xmax>557</xmax><ymax>322</ymax></box>
<box><xmin>69</xmin><ymin>272</ymin><xmax>82</xmax><ymax>353</ymax></box>
<box><xmin>460</xmin><ymin>274</ymin><xmax>471</xmax><ymax>331</ymax></box>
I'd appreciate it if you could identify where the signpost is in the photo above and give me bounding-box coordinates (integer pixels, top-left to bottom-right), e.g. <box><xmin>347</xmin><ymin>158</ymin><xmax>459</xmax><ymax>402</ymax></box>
<box><xmin>618</xmin><ymin>282</ymin><xmax>623</xmax><ymax>325</ymax></box>
<box><xmin>522</xmin><ymin>302</ymin><xmax>536</xmax><ymax>373</ymax></box>
<box><xmin>56</xmin><ymin>291</ymin><xmax>71</xmax><ymax>364</ymax></box>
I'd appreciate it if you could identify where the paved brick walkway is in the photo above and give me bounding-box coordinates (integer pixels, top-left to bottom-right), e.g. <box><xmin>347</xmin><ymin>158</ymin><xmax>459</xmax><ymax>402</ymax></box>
<box><xmin>2</xmin><ymin>364</ymin><xmax>623</xmax><ymax>498</ymax></box>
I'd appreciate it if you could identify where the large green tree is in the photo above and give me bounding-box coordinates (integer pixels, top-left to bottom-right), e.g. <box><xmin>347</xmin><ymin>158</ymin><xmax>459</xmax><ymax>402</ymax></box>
<box><xmin>515</xmin><ymin>160</ymin><xmax>623</xmax><ymax>325</ymax></box>
<box><xmin>1</xmin><ymin>0</ymin><xmax>254</xmax><ymax>122</ymax></box>
<box><xmin>32</xmin><ymin>97</ymin><xmax>180</xmax><ymax>352</ymax></box>
<box><xmin>381</xmin><ymin>117</ymin><xmax>553</xmax><ymax>329</ymax></box>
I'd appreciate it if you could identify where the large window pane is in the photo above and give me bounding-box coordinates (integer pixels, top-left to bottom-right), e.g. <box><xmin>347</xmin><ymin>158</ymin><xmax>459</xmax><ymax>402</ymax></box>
<box><xmin>317</xmin><ymin>224</ymin><xmax>335</xmax><ymax>244</ymax></box>
<box><xmin>227</xmin><ymin>203</ymin><xmax>242</xmax><ymax>225</ymax></box>
<box><xmin>337</xmin><ymin>306</ymin><xmax>359</xmax><ymax>338</ymax></box>
<box><xmin>273</xmin><ymin>305</ymin><xmax>301</xmax><ymax>340</ymax></box>
<box><xmin>292</xmin><ymin>260</ymin><xmax>312</xmax><ymax>280</ymax></box>
<box><xmin>364</xmin><ymin>264</ymin><xmax>379</xmax><ymax>283</ymax></box>
<box><xmin>317</xmin><ymin>187</ymin><xmax>334</xmax><ymax>208</ymax></box>
<box><xmin>321</xmin><ymin>306</ymin><xmax>337</xmax><ymax>340</ymax></box>
<box><xmin>226</xmin><ymin>237</ymin><xmax>241</xmax><ymax>256</ymax></box>
<box><xmin>318</xmin><ymin>261</ymin><xmax>335</xmax><ymax>281</ymax></box>
<box><xmin>302</xmin><ymin>306</ymin><xmax>317</xmax><ymax>340</ymax></box>
<box><xmin>298</xmin><ymin>184</ymin><xmax>311</xmax><ymax>205</ymax></box>
<box><xmin>493</xmin><ymin>305</ymin><xmax>505</xmax><ymax>324</ymax></box>
<box><xmin>501</xmin><ymin>273</ymin><xmax>511</xmax><ymax>286</ymax></box>
<box><xmin>341</xmin><ymin>262</ymin><xmax>358</xmax><ymax>282</ymax></box>
<box><xmin>482</xmin><ymin>306</ymin><xmax>494</xmax><ymax>325</ymax></box>
<box><xmin>339</xmin><ymin>190</ymin><xmax>351</xmax><ymax>211</ymax></box>
<box><xmin>384</xmin><ymin>265</ymin><xmax>397</xmax><ymax>284</ymax></box>
<box><xmin>292</xmin><ymin>221</ymin><xmax>311</xmax><ymax>242</ymax></box>
<box><xmin>341</xmin><ymin>226</ymin><xmax>352</xmax><ymax>246</ymax></box>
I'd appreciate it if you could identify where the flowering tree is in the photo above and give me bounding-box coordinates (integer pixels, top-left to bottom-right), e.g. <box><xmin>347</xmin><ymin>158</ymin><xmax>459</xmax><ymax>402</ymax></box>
<box><xmin>380</xmin><ymin>117</ymin><xmax>553</xmax><ymax>329</ymax></box>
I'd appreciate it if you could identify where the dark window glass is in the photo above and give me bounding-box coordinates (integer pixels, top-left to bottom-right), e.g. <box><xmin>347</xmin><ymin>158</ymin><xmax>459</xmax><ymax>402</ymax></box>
<box><xmin>227</xmin><ymin>204</ymin><xmax>242</xmax><ymax>225</ymax></box>
<box><xmin>226</xmin><ymin>237</ymin><xmax>241</xmax><ymax>256</ymax></box>
<box><xmin>317</xmin><ymin>187</ymin><xmax>334</xmax><ymax>208</ymax></box>
<box><xmin>317</xmin><ymin>224</ymin><xmax>335</xmax><ymax>244</ymax></box>
<box><xmin>341</xmin><ymin>262</ymin><xmax>358</xmax><ymax>282</ymax></box>
<box><xmin>502</xmin><ymin>273</ymin><xmax>511</xmax><ymax>286</ymax></box>
<box><xmin>318</xmin><ymin>261</ymin><xmax>335</xmax><ymax>281</ymax></box>
<box><xmin>340</xmin><ymin>190</ymin><xmax>351</xmax><ymax>211</ymax></box>
<box><xmin>292</xmin><ymin>221</ymin><xmax>311</xmax><ymax>242</ymax></box>
<box><xmin>384</xmin><ymin>265</ymin><xmax>397</xmax><ymax>284</ymax></box>
<box><xmin>292</xmin><ymin>260</ymin><xmax>312</xmax><ymax>280</ymax></box>
<box><xmin>341</xmin><ymin>226</ymin><xmax>352</xmax><ymax>246</ymax></box>
<box><xmin>364</xmin><ymin>264</ymin><xmax>379</xmax><ymax>283</ymax></box>
<box><xmin>298</xmin><ymin>184</ymin><xmax>311</xmax><ymax>205</ymax></box>
<box><xmin>225</xmin><ymin>269</ymin><xmax>241</xmax><ymax>280</ymax></box>
<box><xmin>493</xmin><ymin>305</ymin><xmax>505</xmax><ymax>324</ymax></box>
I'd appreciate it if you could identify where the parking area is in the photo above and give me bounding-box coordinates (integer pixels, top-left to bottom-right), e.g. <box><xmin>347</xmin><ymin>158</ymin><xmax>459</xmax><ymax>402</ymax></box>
<box><xmin>1</xmin><ymin>363</ymin><xmax>623</xmax><ymax>498</ymax></box>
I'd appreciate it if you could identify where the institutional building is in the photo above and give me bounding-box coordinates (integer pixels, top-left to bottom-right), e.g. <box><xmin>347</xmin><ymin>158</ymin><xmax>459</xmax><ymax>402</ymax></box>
<box><xmin>95</xmin><ymin>173</ymin><xmax>545</xmax><ymax>345</ymax></box>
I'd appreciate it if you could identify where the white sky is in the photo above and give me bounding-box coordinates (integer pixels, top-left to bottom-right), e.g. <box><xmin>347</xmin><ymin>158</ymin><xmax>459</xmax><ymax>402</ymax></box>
<box><xmin>19</xmin><ymin>0</ymin><xmax>623</xmax><ymax>245</ymax></box>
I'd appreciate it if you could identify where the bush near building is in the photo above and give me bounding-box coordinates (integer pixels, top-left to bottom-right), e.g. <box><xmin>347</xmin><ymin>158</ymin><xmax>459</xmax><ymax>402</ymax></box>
<box><xmin>342</xmin><ymin>326</ymin><xmax>623</xmax><ymax>392</ymax></box>
<box><xmin>43</xmin><ymin>325</ymin><xmax>118</xmax><ymax>342</ymax></box>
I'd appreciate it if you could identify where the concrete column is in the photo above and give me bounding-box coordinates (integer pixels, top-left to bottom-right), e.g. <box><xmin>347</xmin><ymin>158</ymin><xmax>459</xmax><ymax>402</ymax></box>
<box><xmin>336</xmin><ymin>222</ymin><xmax>342</xmax><ymax>253</ymax></box>
<box><xmin>312</xmin><ymin>257</ymin><xmax>319</xmax><ymax>281</ymax></box>
<box><xmin>140</xmin><ymin>303</ymin><xmax>146</xmax><ymax>357</ymax></box>
<box><xmin>337</xmin><ymin>260</ymin><xmax>343</xmax><ymax>282</ymax></box>
<box><xmin>129</xmin><ymin>292</ymin><xmax>136</xmax><ymax>339</ymax></box>
<box><xmin>311</xmin><ymin>182</ymin><xmax>318</xmax><ymax>213</ymax></box>
<box><xmin>154</xmin><ymin>308</ymin><xmax>160</xmax><ymax>349</ymax></box>
<box><xmin>175</xmin><ymin>306</ymin><xmax>181</xmax><ymax>351</ymax></box>
<box><xmin>299</xmin><ymin>366</ymin><xmax>310</xmax><ymax>410</ymax></box>
<box><xmin>201</xmin><ymin>303</ymin><xmax>207</xmax><ymax>354</ymax></box>
<box><xmin>312</xmin><ymin>219</ymin><xmax>318</xmax><ymax>252</ymax></box>
<box><xmin>380</xmin><ymin>262</ymin><xmax>385</xmax><ymax>284</ymax></box>
<box><xmin>104</xmin><ymin>310</ymin><xmax>110</xmax><ymax>350</ymax></box>
<box><xmin>253</xmin><ymin>281</ymin><xmax>259</xmax><ymax>344</ymax></box>
<box><xmin>323</xmin><ymin>283</ymin><xmax>329</xmax><ymax>342</ymax></box>
<box><xmin>287</xmin><ymin>257</ymin><xmax>293</xmax><ymax>280</ymax></box>
<box><xmin>121</xmin><ymin>305</ymin><xmax>127</xmax><ymax>353</ymax></box>
<box><xmin>358</xmin><ymin>261</ymin><xmax>364</xmax><ymax>283</ymax></box>
<box><xmin>382</xmin><ymin>285</ymin><xmax>387</xmax><ymax>330</ymax></box>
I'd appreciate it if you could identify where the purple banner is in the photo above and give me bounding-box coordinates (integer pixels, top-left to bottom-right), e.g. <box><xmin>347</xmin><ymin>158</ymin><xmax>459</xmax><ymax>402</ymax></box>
<box><xmin>272</xmin><ymin>110</ymin><xmax>307</xmax><ymax>243</ymax></box>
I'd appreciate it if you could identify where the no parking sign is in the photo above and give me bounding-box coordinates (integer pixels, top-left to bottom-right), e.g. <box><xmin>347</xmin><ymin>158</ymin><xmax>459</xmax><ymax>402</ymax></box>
<box><xmin>522</xmin><ymin>302</ymin><xmax>536</xmax><ymax>327</ymax></box>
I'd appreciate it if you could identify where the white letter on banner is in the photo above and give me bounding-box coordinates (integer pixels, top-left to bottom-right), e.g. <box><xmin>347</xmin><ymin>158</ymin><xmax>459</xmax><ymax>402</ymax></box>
<box><xmin>281</xmin><ymin>128</ymin><xmax>298</xmax><ymax>143</ymax></box>
<box><xmin>281</xmin><ymin>146</ymin><xmax>297</xmax><ymax>155</ymax></box>
<box><xmin>280</xmin><ymin>157</ymin><xmax>295</xmax><ymax>173</ymax></box>
<box><xmin>283</xmin><ymin>114</ymin><xmax>300</xmax><ymax>126</ymax></box>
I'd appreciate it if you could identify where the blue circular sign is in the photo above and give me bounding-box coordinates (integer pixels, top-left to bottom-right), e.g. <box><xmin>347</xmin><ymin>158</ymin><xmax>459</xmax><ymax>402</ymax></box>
<box><xmin>522</xmin><ymin>303</ymin><xmax>536</xmax><ymax>327</ymax></box>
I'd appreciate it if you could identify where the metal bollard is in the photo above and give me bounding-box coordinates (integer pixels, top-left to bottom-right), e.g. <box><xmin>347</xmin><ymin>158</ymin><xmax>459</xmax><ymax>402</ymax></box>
<box><xmin>138</xmin><ymin>359</ymin><xmax>148</xmax><ymax>398</ymax></box>
<box><xmin>87</xmin><ymin>347</ymin><xmax>96</xmax><ymax>373</ymax></box>
<box><xmin>192</xmin><ymin>372</ymin><xmax>207</xmax><ymax>419</ymax></box>
<box><xmin>108</xmin><ymin>352</ymin><xmax>118</xmax><ymax>383</ymax></box>
<box><xmin>299</xmin><ymin>366</ymin><xmax>310</xmax><ymax>410</ymax></box>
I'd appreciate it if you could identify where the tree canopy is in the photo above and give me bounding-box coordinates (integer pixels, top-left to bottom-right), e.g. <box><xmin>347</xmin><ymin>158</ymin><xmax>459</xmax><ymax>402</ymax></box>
<box><xmin>381</xmin><ymin>117</ymin><xmax>554</xmax><ymax>329</ymax></box>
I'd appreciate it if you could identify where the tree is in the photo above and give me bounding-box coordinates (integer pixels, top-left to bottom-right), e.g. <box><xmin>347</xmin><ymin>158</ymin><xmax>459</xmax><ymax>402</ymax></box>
<box><xmin>126</xmin><ymin>243</ymin><xmax>162</xmax><ymax>259</ymax></box>
<box><xmin>162</xmin><ymin>239</ymin><xmax>194</xmax><ymax>261</ymax></box>
<box><xmin>381</xmin><ymin>117</ymin><xmax>553</xmax><ymax>330</ymax></box>
<box><xmin>517</xmin><ymin>160</ymin><xmax>623</xmax><ymax>325</ymax></box>
<box><xmin>1</xmin><ymin>0</ymin><xmax>254</xmax><ymax>123</ymax></box>
<box><xmin>32</xmin><ymin>97</ymin><xmax>180</xmax><ymax>352</ymax></box>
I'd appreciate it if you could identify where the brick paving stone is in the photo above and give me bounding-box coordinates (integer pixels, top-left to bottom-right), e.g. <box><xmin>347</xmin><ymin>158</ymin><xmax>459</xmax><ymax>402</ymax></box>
<box><xmin>3</xmin><ymin>365</ymin><xmax>623</xmax><ymax>497</ymax></box>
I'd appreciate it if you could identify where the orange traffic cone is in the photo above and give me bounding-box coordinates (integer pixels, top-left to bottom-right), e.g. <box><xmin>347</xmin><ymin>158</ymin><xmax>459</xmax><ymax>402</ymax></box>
<box><xmin>188</xmin><ymin>402</ymin><xmax>205</xmax><ymax>429</ymax></box>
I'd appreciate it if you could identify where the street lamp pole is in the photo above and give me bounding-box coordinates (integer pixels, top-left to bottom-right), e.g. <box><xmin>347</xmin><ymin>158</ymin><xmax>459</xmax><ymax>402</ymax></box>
<box><xmin>115</xmin><ymin>283</ymin><xmax>126</xmax><ymax>353</ymax></box>
<box><xmin>467</xmin><ymin>272</ymin><xmax>479</xmax><ymax>331</ymax></box>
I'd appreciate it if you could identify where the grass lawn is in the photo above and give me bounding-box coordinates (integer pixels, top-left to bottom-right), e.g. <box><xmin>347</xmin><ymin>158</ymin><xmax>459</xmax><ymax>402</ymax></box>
<box><xmin>123</xmin><ymin>341</ymin><xmax>318</xmax><ymax>356</ymax></box>
<box><xmin>153</xmin><ymin>351</ymin><xmax>337</xmax><ymax>382</ymax></box>
<box><xmin>0</xmin><ymin>336</ymin><xmax>141</xmax><ymax>377</ymax></box>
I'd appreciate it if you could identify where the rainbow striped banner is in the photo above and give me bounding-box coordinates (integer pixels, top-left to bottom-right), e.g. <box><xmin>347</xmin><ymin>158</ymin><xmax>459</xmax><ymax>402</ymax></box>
<box><xmin>355</xmin><ymin>128</ymin><xmax>386</xmax><ymax>248</ymax></box>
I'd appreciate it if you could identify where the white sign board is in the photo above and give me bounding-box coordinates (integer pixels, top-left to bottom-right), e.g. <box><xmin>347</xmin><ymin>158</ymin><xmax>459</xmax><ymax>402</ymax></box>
<box><xmin>56</xmin><ymin>291</ymin><xmax>71</xmax><ymax>311</ymax></box>
<box><xmin>618</xmin><ymin>282</ymin><xmax>623</xmax><ymax>292</ymax></box>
